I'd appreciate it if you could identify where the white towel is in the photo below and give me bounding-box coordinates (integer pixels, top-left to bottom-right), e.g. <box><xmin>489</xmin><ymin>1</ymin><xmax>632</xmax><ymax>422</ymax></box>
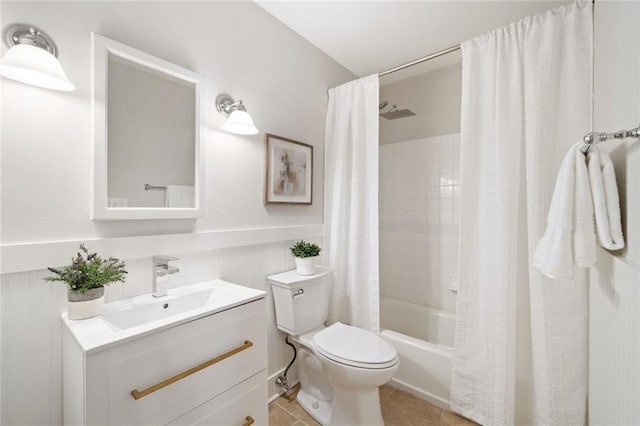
<box><xmin>165</xmin><ymin>185</ymin><xmax>195</xmax><ymax>208</ymax></box>
<box><xmin>534</xmin><ymin>142</ymin><xmax>596</xmax><ymax>280</ymax></box>
<box><xmin>587</xmin><ymin>148</ymin><xmax>624</xmax><ymax>250</ymax></box>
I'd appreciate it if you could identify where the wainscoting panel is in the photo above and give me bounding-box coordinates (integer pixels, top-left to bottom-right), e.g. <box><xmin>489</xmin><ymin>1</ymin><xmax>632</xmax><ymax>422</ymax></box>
<box><xmin>1</xmin><ymin>239</ymin><xmax>319</xmax><ymax>425</ymax></box>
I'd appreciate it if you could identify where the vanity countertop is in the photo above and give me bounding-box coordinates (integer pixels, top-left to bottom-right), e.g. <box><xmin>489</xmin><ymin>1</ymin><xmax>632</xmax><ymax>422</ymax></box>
<box><xmin>61</xmin><ymin>279</ymin><xmax>266</xmax><ymax>354</ymax></box>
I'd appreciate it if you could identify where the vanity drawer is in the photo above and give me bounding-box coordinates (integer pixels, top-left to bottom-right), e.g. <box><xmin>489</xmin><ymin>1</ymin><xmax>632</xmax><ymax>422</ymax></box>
<box><xmin>169</xmin><ymin>370</ymin><xmax>267</xmax><ymax>426</ymax></box>
<box><xmin>85</xmin><ymin>299</ymin><xmax>266</xmax><ymax>425</ymax></box>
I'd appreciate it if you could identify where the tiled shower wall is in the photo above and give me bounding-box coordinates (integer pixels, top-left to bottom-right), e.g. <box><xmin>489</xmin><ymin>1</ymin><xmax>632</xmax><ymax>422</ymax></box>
<box><xmin>379</xmin><ymin>133</ymin><xmax>460</xmax><ymax>313</ymax></box>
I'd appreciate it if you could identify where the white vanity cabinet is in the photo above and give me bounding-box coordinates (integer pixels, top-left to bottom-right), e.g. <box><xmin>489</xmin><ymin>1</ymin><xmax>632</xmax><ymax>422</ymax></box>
<box><xmin>62</xmin><ymin>281</ymin><xmax>267</xmax><ymax>425</ymax></box>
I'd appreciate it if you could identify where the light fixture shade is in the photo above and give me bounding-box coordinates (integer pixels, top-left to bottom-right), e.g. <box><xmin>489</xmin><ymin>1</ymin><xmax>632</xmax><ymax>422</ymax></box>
<box><xmin>0</xmin><ymin>44</ymin><xmax>75</xmax><ymax>91</ymax></box>
<box><xmin>222</xmin><ymin>110</ymin><xmax>259</xmax><ymax>135</ymax></box>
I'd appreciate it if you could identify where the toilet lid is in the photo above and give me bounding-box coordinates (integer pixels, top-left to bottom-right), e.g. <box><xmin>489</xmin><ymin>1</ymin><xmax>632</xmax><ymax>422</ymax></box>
<box><xmin>313</xmin><ymin>322</ymin><xmax>398</xmax><ymax>369</ymax></box>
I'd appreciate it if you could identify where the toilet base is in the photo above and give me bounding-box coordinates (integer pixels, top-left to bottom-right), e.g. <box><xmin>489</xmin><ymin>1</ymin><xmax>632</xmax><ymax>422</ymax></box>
<box><xmin>297</xmin><ymin>383</ymin><xmax>386</xmax><ymax>426</ymax></box>
<box><xmin>297</xmin><ymin>388</ymin><xmax>332</xmax><ymax>425</ymax></box>
<box><xmin>329</xmin><ymin>385</ymin><xmax>384</xmax><ymax>426</ymax></box>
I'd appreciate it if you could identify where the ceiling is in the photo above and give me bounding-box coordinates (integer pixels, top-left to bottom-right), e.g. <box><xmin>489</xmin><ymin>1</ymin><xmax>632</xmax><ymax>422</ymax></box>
<box><xmin>254</xmin><ymin>1</ymin><xmax>568</xmax><ymax>84</ymax></box>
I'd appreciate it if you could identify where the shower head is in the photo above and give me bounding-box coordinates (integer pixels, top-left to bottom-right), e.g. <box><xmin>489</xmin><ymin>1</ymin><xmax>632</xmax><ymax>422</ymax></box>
<box><xmin>379</xmin><ymin>104</ymin><xmax>416</xmax><ymax>120</ymax></box>
<box><xmin>379</xmin><ymin>101</ymin><xmax>388</xmax><ymax>110</ymax></box>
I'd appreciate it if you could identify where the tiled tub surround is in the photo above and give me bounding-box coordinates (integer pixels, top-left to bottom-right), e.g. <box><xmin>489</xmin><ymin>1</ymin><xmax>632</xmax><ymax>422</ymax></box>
<box><xmin>379</xmin><ymin>133</ymin><xmax>460</xmax><ymax>313</ymax></box>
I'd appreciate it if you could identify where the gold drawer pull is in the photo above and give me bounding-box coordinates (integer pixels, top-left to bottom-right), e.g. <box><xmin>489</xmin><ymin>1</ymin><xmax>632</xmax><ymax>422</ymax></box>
<box><xmin>131</xmin><ymin>340</ymin><xmax>253</xmax><ymax>400</ymax></box>
<box><xmin>242</xmin><ymin>415</ymin><xmax>255</xmax><ymax>426</ymax></box>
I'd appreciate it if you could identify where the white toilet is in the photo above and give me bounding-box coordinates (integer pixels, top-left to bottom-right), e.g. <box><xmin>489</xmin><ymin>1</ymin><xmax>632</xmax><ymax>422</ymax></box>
<box><xmin>268</xmin><ymin>267</ymin><xmax>399</xmax><ymax>426</ymax></box>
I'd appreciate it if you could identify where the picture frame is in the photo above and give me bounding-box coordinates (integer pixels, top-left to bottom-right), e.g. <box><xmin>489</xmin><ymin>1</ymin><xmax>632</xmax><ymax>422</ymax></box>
<box><xmin>264</xmin><ymin>133</ymin><xmax>313</xmax><ymax>205</ymax></box>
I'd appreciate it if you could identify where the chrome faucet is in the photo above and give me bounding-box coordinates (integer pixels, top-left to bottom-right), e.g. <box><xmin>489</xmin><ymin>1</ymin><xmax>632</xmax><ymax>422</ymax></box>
<box><xmin>152</xmin><ymin>255</ymin><xmax>180</xmax><ymax>298</ymax></box>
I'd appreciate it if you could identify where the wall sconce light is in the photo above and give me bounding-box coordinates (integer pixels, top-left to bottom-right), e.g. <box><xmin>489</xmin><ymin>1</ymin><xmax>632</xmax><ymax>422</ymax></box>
<box><xmin>215</xmin><ymin>93</ymin><xmax>259</xmax><ymax>135</ymax></box>
<box><xmin>0</xmin><ymin>24</ymin><xmax>75</xmax><ymax>91</ymax></box>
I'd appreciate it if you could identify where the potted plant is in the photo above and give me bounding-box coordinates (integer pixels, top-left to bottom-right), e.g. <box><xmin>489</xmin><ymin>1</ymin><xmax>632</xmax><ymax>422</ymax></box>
<box><xmin>45</xmin><ymin>244</ymin><xmax>127</xmax><ymax>320</ymax></box>
<box><xmin>290</xmin><ymin>240</ymin><xmax>321</xmax><ymax>276</ymax></box>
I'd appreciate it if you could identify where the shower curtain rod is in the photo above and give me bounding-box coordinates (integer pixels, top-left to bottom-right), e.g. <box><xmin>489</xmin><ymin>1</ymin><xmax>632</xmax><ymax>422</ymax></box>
<box><xmin>378</xmin><ymin>44</ymin><xmax>461</xmax><ymax>77</ymax></box>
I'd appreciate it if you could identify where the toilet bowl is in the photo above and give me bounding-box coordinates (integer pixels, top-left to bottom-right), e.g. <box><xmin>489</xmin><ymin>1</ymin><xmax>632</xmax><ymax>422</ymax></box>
<box><xmin>268</xmin><ymin>268</ymin><xmax>399</xmax><ymax>426</ymax></box>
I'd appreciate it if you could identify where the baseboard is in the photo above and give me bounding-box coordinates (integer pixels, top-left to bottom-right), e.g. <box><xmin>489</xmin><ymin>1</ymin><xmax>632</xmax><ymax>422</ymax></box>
<box><xmin>268</xmin><ymin>368</ymin><xmax>299</xmax><ymax>403</ymax></box>
<box><xmin>388</xmin><ymin>377</ymin><xmax>451</xmax><ymax>411</ymax></box>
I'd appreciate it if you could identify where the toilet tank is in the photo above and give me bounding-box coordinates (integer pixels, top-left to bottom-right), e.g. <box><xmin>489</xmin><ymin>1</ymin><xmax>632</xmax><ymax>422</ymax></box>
<box><xmin>267</xmin><ymin>266</ymin><xmax>334</xmax><ymax>335</ymax></box>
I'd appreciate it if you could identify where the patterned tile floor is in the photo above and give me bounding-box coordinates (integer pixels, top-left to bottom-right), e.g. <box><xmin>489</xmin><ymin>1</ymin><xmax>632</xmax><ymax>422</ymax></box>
<box><xmin>269</xmin><ymin>383</ymin><xmax>477</xmax><ymax>426</ymax></box>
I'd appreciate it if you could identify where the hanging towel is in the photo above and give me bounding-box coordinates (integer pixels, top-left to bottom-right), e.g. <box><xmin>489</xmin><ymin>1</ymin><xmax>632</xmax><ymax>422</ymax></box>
<box><xmin>165</xmin><ymin>185</ymin><xmax>194</xmax><ymax>208</ymax></box>
<box><xmin>587</xmin><ymin>148</ymin><xmax>624</xmax><ymax>250</ymax></box>
<box><xmin>574</xmin><ymin>144</ymin><xmax>597</xmax><ymax>267</ymax></box>
<box><xmin>534</xmin><ymin>142</ymin><xmax>596</xmax><ymax>279</ymax></box>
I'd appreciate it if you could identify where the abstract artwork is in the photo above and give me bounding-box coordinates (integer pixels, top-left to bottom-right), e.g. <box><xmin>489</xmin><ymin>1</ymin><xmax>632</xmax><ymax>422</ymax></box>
<box><xmin>265</xmin><ymin>134</ymin><xmax>313</xmax><ymax>204</ymax></box>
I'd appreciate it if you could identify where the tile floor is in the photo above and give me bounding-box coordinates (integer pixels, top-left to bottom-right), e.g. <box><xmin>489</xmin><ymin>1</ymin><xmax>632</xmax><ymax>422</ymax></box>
<box><xmin>269</xmin><ymin>383</ymin><xmax>477</xmax><ymax>426</ymax></box>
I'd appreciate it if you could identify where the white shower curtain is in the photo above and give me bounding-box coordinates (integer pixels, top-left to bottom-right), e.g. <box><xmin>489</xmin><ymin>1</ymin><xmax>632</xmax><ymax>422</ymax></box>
<box><xmin>323</xmin><ymin>75</ymin><xmax>380</xmax><ymax>333</ymax></box>
<box><xmin>451</xmin><ymin>2</ymin><xmax>592</xmax><ymax>425</ymax></box>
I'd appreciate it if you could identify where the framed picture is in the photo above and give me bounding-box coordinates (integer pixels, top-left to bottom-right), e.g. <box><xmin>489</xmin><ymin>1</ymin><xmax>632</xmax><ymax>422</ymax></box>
<box><xmin>265</xmin><ymin>133</ymin><xmax>313</xmax><ymax>205</ymax></box>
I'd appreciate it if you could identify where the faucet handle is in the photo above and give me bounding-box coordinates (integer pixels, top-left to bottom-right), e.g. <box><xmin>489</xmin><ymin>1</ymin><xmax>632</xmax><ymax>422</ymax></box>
<box><xmin>153</xmin><ymin>255</ymin><xmax>179</xmax><ymax>265</ymax></box>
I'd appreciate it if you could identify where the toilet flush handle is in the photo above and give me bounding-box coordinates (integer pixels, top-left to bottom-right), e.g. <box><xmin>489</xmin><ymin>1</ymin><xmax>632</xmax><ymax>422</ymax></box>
<box><xmin>292</xmin><ymin>289</ymin><xmax>304</xmax><ymax>298</ymax></box>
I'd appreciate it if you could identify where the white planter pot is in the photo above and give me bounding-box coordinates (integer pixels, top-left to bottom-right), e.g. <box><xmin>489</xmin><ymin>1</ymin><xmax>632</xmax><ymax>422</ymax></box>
<box><xmin>68</xmin><ymin>287</ymin><xmax>105</xmax><ymax>320</ymax></box>
<box><xmin>295</xmin><ymin>257</ymin><xmax>318</xmax><ymax>276</ymax></box>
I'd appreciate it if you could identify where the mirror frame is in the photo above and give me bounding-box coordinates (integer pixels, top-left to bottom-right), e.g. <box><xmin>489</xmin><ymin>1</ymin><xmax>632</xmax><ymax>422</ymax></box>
<box><xmin>91</xmin><ymin>33</ymin><xmax>206</xmax><ymax>220</ymax></box>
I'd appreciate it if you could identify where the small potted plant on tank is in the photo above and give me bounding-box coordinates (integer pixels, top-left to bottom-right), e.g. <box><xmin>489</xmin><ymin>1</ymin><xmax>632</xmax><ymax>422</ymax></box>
<box><xmin>45</xmin><ymin>244</ymin><xmax>127</xmax><ymax>320</ymax></box>
<box><xmin>290</xmin><ymin>240</ymin><xmax>321</xmax><ymax>276</ymax></box>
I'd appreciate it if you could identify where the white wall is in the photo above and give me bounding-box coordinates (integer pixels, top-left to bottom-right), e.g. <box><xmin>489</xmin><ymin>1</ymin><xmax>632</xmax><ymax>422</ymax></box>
<box><xmin>0</xmin><ymin>1</ymin><xmax>354</xmax><ymax>424</ymax></box>
<box><xmin>589</xmin><ymin>2</ymin><xmax>640</xmax><ymax>424</ymax></box>
<box><xmin>379</xmin><ymin>63</ymin><xmax>461</xmax><ymax>145</ymax></box>
<box><xmin>0</xmin><ymin>1</ymin><xmax>353</xmax><ymax>244</ymax></box>
<box><xmin>379</xmin><ymin>134</ymin><xmax>460</xmax><ymax>314</ymax></box>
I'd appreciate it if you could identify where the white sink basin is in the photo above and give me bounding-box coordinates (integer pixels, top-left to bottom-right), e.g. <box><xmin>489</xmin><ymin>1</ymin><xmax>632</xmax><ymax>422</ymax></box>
<box><xmin>101</xmin><ymin>288</ymin><xmax>214</xmax><ymax>330</ymax></box>
<box><xmin>61</xmin><ymin>279</ymin><xmax>266</xmax><ymax>353</ymax></box>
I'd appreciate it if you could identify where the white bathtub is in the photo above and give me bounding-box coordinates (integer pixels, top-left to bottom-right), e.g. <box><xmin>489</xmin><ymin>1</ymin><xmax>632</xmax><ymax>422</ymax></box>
<box><xmin>380</xmin><ymin>297</ymin><xmax>455</xmax><ymax>409</ymax></box>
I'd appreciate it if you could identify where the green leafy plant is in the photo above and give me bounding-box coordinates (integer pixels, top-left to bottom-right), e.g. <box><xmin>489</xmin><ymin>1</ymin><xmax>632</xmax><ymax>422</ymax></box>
<box><xmin>44</xmin><ymin>244</ymin><xmax>127</xmax><ymax>294</ymax></box>
<box><xmin>290</xmin><ymin>240</ymin><xmax>321</xmax><ymax>259</ymax></box>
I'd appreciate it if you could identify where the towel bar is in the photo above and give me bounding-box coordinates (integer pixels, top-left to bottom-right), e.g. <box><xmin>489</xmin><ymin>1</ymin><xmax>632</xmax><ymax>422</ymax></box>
<box><xmin>581</xmin><ymin>122</ymin><xmax>640</xmax><ymax>154</ymax></box>
<box><xmin>144</xmin><ymin>183</ymin><xmax>167</xmax><ymax>191</ymax></box>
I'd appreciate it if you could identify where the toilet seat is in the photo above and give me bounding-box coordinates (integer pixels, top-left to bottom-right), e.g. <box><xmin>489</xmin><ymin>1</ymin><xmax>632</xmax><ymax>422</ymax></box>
<box><xmin>313</xmin><ymin>322</ymin><xmax>398</xmax><ymax>369</ymax></box>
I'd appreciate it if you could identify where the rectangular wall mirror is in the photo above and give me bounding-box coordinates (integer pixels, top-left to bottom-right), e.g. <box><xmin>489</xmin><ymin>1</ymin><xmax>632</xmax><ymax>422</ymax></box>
<box><xmin>91</xmin><ymin>33</ymin><xmax>206</xmax><ymax>220</ymax></box>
